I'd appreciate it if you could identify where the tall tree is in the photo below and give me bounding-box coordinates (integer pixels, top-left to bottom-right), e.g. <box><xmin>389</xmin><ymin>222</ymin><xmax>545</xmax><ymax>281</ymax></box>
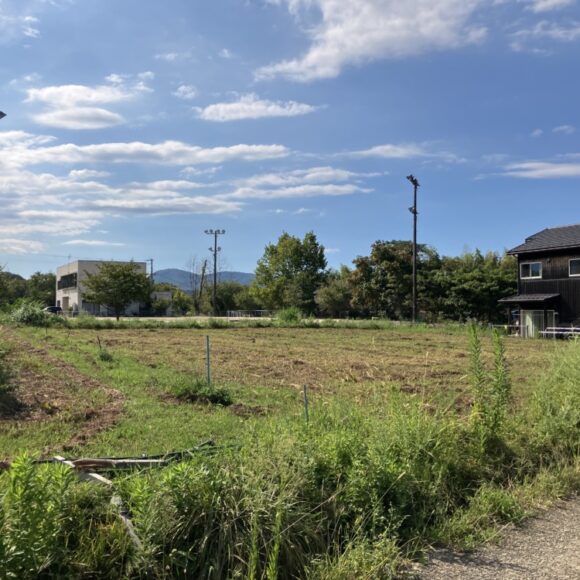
<box><xmin>26</xmin><ymin>272</ymin><xmax>56</xmax><ymax>306</ymax></box>
<box><xmin>315</xmin><ymin>266</ymin><xmax>353</xmax><ymax>318</ymax></box>
<box><xmin>252</xmin><ymin>231</ymin><xmax>327</xmax><ymax>315</ymax></box>
<box><xmin>350</xmin><ymin>240</ymin><xmax>440</xmax><ymax>320</ymax></box>
<box><xmin>83</xmin><ymin>261</ymin><xmax>152</xmax><ymax>320</ymax></box>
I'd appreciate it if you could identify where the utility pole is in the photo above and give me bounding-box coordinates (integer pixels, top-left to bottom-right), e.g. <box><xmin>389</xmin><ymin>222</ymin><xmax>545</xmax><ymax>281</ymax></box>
<box><xmin>204</xmin><ymin>229</ymin><xmax>225</xmax><ymax>316</ymax></box>
<box><xmin>407</xmin><ymin>174</ymin><xmax>419</xmax><ymax>324</ymax></box>
<box><xmin>147</xmin><ymin>258</ymin><xmax>154</xmax><ymax>281</ymax></box>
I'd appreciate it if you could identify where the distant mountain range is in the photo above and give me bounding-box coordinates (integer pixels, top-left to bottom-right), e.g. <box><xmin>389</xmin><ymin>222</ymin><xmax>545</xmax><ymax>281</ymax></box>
<box><xmin>154</xmin><ymin>268</ymin><xmax>254</xmax><ymax>292</ymax></box>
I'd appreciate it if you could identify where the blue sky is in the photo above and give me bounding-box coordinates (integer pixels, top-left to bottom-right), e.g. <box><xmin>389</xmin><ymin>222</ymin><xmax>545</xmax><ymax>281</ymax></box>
<box><xmin>1</xmin><ymin>0</ymin><xmax>580</xmax><ymax>277</ymax></box>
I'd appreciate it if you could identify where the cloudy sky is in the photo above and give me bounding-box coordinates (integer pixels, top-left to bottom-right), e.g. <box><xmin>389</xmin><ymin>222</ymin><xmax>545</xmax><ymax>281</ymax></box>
<box><xmin>1</xmin><ymin>0</ymin><xmax>580</xmax><ymax>276</ymax></box>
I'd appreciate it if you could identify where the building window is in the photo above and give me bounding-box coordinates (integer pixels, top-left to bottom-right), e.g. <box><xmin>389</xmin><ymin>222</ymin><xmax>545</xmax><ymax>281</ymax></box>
<box><xmin>520</xmin><ymin>262</ymin><xmax>542</xmax><ymax>279</ymax></box>
<box><xmin>569</xmin><ymin>258</ymin><xmax>580</xmax><ymax>277</ymax></box>
<box><xmin>57</xmin><ymin>273</ymin><xmax>77</xmax><ymax>290</ymax></box>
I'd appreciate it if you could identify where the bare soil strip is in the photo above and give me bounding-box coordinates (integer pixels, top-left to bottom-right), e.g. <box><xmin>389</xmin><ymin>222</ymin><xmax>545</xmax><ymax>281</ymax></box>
<box><xmin>416</xmin><ymin>498</ymin><xmax>580</xmax><ymax>579</ymax></box>
<box><xmin>1</xmin><ymin>328</ymin><xmax>124</xmax><ymax>454</ymax></box>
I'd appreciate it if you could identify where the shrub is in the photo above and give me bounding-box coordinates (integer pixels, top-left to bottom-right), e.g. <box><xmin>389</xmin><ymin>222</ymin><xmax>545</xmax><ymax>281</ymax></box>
<box><xmin>276</xmin><ymin>307</ymin><xmax>303</xmax><ymax>324</ymax></box>
<box><xmin>9</xmin><ymin>300</ymin><xmax>51</xmax><ymax>327</ymax></box>
<box><xmin>172</xmin><ymin>376</ymin><xmax>233</xmax><ymax>406</ymax></box>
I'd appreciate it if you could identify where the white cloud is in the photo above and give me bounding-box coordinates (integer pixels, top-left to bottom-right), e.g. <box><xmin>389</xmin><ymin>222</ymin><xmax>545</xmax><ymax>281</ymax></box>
<box><xmin>553</xmin><ymin>124</ymin><xmax>576</xmax><ymax>134</ymax></box>
<box><xmin>62</xmin><ymin>239</ymin><xmax>125</xmax><ymax>247</ymax></box>
<box><xmin>155</xmin><ymin>50</ymin><xmax>192</xmax><ymax>62</ymax></box>
<box><xmin>0</xmin><ymin>130</ymin><xmax>283</xmax><ymax>247</ymax></box>
<box><xmin>219</xmin><ymin>48</ymin><xmax>233</xmax><ymax>59</ymax></box>
<box><xmin>324</xmin><ymin>247</ymin><xmax>340</xmax><ymax>254</ymax></box>
<box><xmin>3</xmin><ymin>136</ymin><xmax>289</xmax><ymax>168</ymax></box>
<box><xmin>195</xmin><ymin>93</ymin><xmax>319</xmax><ymax>121</ymax></box>
<box><xmin>511</xmin><ymin>20</ymin><xmax>580</xmax><ymax>52</ymax></box>
<box><xmin>26</xmin><ymin>83</ymin><xmax>137</xmax><ymax>107</ymax></box>
<box><xmin>528</xmin><ymin>0</ymin><xmax>575</xmax><ymax>13</ymax></box>
<box><xmin>173</xmin><ymin>84</ymin><xmax>198</xmax><ymax>100</ymax></box>
<box><xmin>89</xmin><ymin>195</ymin><xmax>239</xmax><ymax>214</ymax></box>
<box><xmin>68</xmin><ymin>169</ymin><xmax>111</xmax><ymax>179</ymax></box>
<box><xmin>256</xmin><ymin>0</ymin><xmax>486</xmax><ymax>82</ymax></box>
<box><xmin>0</xmin><ymin>131</ymin><xmax>290</xmax><ymax>167</ymax></box>
<box><xmin>220</xmin><ymin>183</ymin><xmax>368</xmax><ymax>200</ymax></box>
<box><xmin>32</xmin><ymin>107</ymin><xmax>125</xmax><ymax>130</ymax></box>
<box><xmin>503</xmin><ymin>160</ymin><xmax>580</xmax><ymax>178</ymax></box>
<box><xmin>350</xmin><ymin>143</ymin><xmax>462</xmax><ymax>163</ymax></box>
<box><xmin>128</xmin><ymin>180</ymin><xmax>206</xmax><ymax>190</ymax></box>
<box><xmin>531</xmin><ymin>128</ymin><xmax>544</xmax><ymax>137</ymax></box>
<box><xmin>180</xmin><ymin>166</ymin><xmax>222</xmax><ymax>178</ymax></box>
<box><xmin>22</xmin><ymin>15</ymin><xmax>40</xmax><ymax>37</ymax></box>
<box><xmin>237</xmin><ymin>166</ymin><xmax>378</xmax><ymax>188</ymax></box>
<box><xmin>25</xmin><ymin>74</ymin><xmax>153</xmax><ymax>130</ymax></box>
<box><xmin>0</xmin><ymin>238</ymin><xmax>44</xmax><ymax>254</ymax></box>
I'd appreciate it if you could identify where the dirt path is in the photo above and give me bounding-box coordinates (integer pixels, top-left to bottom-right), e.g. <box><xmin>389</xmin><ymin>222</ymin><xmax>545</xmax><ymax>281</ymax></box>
<box><xmin>417</xmin><ymin>498</ymin><xmax>580</xmax><ymax>579</ymax></box>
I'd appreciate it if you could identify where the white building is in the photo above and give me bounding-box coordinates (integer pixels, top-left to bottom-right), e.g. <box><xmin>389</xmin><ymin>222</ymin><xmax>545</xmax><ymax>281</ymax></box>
<box><xmin>56</xmin><ymin>260</ymin><xmax>148</xmax><ymax>316</ymax></box>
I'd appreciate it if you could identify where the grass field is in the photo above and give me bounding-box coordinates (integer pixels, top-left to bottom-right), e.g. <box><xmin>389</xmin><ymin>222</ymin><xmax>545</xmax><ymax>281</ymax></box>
<box><xmin>0</xmin><ymin>324</ymin><xmax>559</xmax><ymax>459</ymax></box>
<box><xmin>1</xmin><ymin>323</ymin><xmax>578</xmax><ymax>578</ymax></box>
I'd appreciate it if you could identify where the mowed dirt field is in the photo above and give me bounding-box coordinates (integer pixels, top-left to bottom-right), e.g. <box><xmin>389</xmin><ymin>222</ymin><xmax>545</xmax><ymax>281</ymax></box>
<box><xmin>88</xmin><ymin>327</ymin><xmax>557</xmax><ymax>397</ymax></box>
<box><xmin>1</xmin><ymin>325</ymin><xmax>561</xmax><ymax>458</ymax></box>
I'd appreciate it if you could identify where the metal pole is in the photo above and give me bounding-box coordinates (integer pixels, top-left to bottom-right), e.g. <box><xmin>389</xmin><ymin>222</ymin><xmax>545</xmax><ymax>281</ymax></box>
<box><xmin>206</xmin><ymin>335</ymin><xmax>211</xmax><ymax>386</ymax></box>
<box><xmin>212</xmin><ymin>231</ymin><xmax>218</xmax><ymax>317</ymax></box>
<box><xmin>407</xmin><ymin>175</ymin><xmax>420</xmax><ymax>324</ymax></box>
<box><xmin>204</xmin><ymin>229</ymin><xmax>225</xmax><ymax>317</ymax></box>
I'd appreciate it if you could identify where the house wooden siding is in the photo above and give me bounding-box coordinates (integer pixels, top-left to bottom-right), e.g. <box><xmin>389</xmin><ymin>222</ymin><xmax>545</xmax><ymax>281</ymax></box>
<box><xmin>515</xmin><ymin>250</ymin><xmax>580</xmax><ymax>322</ymax></box>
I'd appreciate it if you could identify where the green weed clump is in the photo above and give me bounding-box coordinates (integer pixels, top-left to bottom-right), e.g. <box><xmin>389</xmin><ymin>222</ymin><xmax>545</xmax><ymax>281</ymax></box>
<box><xmin>468</xmin><ymin>325</ymin><xmax>512</xmax><ymax>451</ymax></box>
<box><xmin>172</xmin><ymin>376</ymin><xmax>233</xmax><ymax>406</ymax></box>
<box><xmin>275</xmin><ymin>307</ymin><xmax>303</xmax><ymax>324</ymax></box>
<box><xmin>0</xmin><ymin>457</ymin><xmax>138</xmax><ymax>578</ymax></box>
<box><xmin>0</xmin><ymin>347</ymin><xmax>13</xmax><ymax>397</ymax></box>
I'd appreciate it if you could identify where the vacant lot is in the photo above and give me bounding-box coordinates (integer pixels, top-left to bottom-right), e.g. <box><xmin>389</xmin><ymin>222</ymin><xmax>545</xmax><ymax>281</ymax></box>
<box><xmin>0</xmin><ymin>325</ymin><xmax>560</xmax><ymax>459</ymax></box>
<box><xmin>2</xmin><ymin>323</ymin><xmax>578</xmax><ymax>579</ymax></box>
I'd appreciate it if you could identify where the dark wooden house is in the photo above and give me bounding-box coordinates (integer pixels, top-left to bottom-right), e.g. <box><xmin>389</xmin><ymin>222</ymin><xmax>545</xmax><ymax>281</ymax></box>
<box><xmin>499</xmin><ymin>224</ymin><xmax>580</xmax><ymax>337</ymax></box>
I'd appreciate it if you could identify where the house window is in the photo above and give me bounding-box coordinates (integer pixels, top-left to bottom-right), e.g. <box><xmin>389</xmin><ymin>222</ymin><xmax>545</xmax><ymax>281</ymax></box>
<box><xmin>520</xmin><ymin>262</ymin><xmax>542</xmax><ymax>279</ymax></box>
<box><xmin>569</xmin><ymin>259</ymin><xmax>580</xmax><ymax>277</ymax></box>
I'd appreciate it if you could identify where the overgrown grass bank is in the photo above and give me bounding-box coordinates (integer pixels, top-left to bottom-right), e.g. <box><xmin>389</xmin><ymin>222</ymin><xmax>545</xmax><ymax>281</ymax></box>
<box><xmin>1</xmin><ymin>330</ymin><xmax>578</xmax><ymax>578</ymax></box>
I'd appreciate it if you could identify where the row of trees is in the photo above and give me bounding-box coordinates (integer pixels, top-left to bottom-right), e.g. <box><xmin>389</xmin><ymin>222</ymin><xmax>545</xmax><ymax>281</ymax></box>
<box><xmin>248</xmin><ymin>233</ymin><xmax>517</xmax><ymax>323</ymax></box>
<box><xmin>74</xmin><ymin>233</ymin><xmax>517</xmax><ymax>322</ymax></box>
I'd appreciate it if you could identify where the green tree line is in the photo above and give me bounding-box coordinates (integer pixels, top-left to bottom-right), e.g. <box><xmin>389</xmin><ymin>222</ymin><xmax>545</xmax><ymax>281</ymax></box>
<box><xmin>247</xmin><ymin>232</ymin><xmax>516</xmax><ymax>323</ymax></box>
<box><xmin>0</xmin><ymin>232</ymin><xmax>517</xmax><ymax>323</ymax></box>
<box><xmin>0</xmin><ymin>270</ymin><xmax>56</xmax><ymax>307</ymax></box>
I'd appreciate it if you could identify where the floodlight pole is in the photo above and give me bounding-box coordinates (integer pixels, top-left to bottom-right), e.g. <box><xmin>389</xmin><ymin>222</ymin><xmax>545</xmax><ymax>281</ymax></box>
<box><xmin>407</xmin><ymin>175</ymin><xmax>419</xmax><ymax>324</ymax></box>
<box><xmin>204</xmin><ymin>229</ymin><xmax>225</xmax><ymax>317</ymax></box>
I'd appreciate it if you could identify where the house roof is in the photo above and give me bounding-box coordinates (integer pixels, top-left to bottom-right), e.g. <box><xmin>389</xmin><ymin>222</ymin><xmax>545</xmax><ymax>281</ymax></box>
<box><xmin>508</xmin><ymin>224</ymin><xmax>580</xmax><ymax>255</ymax></box>
<box><xmin>498</xmin><ymin>293</ymin><xmax>560</xmax><ymax>304</ymax></box>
